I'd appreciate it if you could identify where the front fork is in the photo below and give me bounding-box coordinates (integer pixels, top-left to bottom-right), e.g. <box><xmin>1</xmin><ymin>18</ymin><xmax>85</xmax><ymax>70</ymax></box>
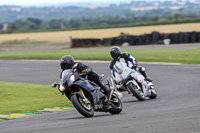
<box><xmin>78</xmin><ymin>87</ymin><xmax>90</xmax><ymax>104</ymax></box>
<box><xmin>69</xmin><ymin>87</ymin><xmax>90</xmax><ymax>104</ymax></box>
<box><xmin>107</xmin><ymin>77</ymin><xmax>116</xmax><ymax>102</ymax></box>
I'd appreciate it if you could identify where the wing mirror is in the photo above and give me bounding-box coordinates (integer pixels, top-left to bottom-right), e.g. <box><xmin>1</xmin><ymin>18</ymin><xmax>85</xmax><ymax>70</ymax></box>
<box><xmin>51</xmin><ymin>82</ymin><xmax>59</xmax><ymax>88</ymax></box>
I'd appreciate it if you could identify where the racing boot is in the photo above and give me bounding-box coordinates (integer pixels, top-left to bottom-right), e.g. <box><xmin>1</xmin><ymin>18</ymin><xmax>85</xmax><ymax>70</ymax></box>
<box><xmin>145</xmin><ymin>75</ymin><xmax>153</xmax><ymax>82</ymax></box>
<box><xmin>101</xmin><ymin>95</ymin><xmax>112</xmax><ymax>111</ymax></box>
<box><xmin>101</xmin><ymin>85</ymin><xmax>111</xmax><ymax>96</ymax></box>
<box><xmin>99</xmin><ymin>85</ymin><xmax>112</xmax><ymax>111</ymax></box>
<box><xmin>138</xmin><ymin>67</ymin><xmax>153</xmax><ymax>82</ymax></box>
<box><xmin>104</xmin><ymin>101</ymin><xmax>112</xmax><ymax>111</ymax></box>
<box><xmin>142</xmin><ymin>71</ymin><xmax>153</xmax><ymax>82</ymax></box>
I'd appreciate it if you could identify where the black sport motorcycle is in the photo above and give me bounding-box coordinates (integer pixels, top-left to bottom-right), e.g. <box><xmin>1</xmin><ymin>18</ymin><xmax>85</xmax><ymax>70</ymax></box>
<box><xmin>52</xmin><ymin>68</ymin><xmax>122</xmax><ymax>118</ymax></box>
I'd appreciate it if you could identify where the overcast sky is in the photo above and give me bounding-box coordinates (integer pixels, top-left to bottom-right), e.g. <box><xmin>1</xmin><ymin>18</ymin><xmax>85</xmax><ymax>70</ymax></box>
<box><xmin>0</xmin><ymin>0</ymin><xmax>133</xmax><ymax>6</ymax></box>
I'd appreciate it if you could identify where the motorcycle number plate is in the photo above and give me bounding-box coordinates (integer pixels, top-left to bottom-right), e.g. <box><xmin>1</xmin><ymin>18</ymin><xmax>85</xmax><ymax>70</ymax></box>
<box><xmin>136</xmin><ymin>74</ymin><xmax>143</xmax><ymax>83</ymax></box>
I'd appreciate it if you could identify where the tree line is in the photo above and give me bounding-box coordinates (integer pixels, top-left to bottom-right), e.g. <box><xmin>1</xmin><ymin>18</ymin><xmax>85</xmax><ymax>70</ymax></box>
<box><xmin>1</xmin><ymin>13</ymin><xmax>200</xmax><ymax>34</ymax></box>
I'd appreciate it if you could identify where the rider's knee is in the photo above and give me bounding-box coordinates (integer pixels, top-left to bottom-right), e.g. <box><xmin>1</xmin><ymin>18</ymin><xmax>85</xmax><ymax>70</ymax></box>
<box><xmin>138</xmin><ymin>66</ymin><xmax>145</xmax><ymax>72</ymax></box>
<box><xmin>141</xmin><ymin>67</ymin><xmax>145</xmax><ymax>72</ymax></box>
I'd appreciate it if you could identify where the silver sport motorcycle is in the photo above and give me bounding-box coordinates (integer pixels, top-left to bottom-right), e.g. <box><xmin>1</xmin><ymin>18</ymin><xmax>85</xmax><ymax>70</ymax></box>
<box><xmin>113</xmin><ymin>61</ymin><xmax>157</xmax><ymax>101</ymax></box>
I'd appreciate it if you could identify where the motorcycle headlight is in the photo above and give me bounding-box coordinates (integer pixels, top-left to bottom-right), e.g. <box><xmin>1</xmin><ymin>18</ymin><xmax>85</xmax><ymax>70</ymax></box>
<box><xmin>59</xmin><ymin>85</ymin><xmax>66</xmax><ymax>92</ymax></box>
<box><xmin>69</xmin><ymin>75</ymin><xmax>75</xmax><ymax>84</ymax></box>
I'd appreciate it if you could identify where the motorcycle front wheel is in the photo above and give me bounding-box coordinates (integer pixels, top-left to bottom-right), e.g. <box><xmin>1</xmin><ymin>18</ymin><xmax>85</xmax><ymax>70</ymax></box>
<box><xmin>71</xmin><ymin>93</ymin><xmax>94</xmax><ymax>117</ymax></box>
<box><xmin>127</xmin><ymin>83</ymin><xmax>145</xmax><ymax>101</ymax></box>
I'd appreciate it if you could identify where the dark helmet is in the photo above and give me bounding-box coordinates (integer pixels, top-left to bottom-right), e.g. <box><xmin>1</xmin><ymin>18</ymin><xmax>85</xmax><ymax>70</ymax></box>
<box><xmin>60</xmin><ymin>55</ymin><xmax>74</xmax><ymax>70</ymax></box>
<box><xmin>110</xmin><ymin>46</ymin><xmax>121</xmax><ymax>59</ymax></box>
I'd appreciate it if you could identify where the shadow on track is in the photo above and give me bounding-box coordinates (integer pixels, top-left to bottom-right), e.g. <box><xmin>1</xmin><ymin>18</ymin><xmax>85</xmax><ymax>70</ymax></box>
<box><xmin>57</xmin><ymin>113</ymin><xmax>124</xmax><ymax>121</ymax></box>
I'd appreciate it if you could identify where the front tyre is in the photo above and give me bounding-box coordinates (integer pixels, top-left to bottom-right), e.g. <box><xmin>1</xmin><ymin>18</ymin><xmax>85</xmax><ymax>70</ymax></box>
<box><xmin>71</xmin><ymin>94</ymin><xmax>94</xmax><ymax>117</ymax></box>
<box><xmin>127</xmin><ymin>83</ymin><xmax>145</xmax><ymax>101</ymax></box>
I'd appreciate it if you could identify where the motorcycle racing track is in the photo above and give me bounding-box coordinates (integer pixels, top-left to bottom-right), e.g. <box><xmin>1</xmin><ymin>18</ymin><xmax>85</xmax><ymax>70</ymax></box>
<box><xmin>0</xmin><ymin>60</ymin><xmax>200</xmax><ymax>133</ymax></box>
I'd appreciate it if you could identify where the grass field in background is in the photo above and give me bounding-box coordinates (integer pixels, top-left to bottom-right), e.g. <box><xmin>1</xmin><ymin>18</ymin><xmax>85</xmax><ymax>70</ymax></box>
<box><xmin>0</xmin><ymin>82</ymin><xmax>71</xmax><ymax>115</ymax></box>
<box><xmin>0</xmin><ymin>48</ymin><xmax>200</xmax><ymax>64</ymax></box>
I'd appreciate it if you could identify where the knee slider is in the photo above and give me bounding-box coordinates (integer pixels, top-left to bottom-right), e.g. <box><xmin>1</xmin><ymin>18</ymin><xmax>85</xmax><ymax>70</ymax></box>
<box><xmin>141</xmin><ymin>67</ymin><xmax>145</xmax><ymax>72</ymax></box>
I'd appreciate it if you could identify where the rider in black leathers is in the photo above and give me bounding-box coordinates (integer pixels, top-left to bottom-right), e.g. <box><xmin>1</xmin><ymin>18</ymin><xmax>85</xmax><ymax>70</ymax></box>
<box><xmin>109</xmin><ymin>46</ymin><xmax>152</xmax><ymax>83</ymax></box>
<box><xmin>60</xmin><ymin>55</ymin><xmax>111</xmax><ymax>95</ymax></box>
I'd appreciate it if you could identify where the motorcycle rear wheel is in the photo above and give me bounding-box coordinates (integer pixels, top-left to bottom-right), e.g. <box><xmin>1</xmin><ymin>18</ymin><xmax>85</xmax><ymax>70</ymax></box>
<box><xmin>149</xmin><ymin>85</ymin><xmax>157</xmax><ymax>99</ymax></box>
<box><xmin>71</xmin><ymin>94</ymin><xmax>94</xmax><ymax>117</ymax></box>
<box><xmin>108</xmin><ymin>97</ymin><xmax>123</xmax><ymax>114</ymax></box>
<box><xmin>127</xmin><ymin>83</ymin><xmax>145</xmax><ymax>101</ymax></box>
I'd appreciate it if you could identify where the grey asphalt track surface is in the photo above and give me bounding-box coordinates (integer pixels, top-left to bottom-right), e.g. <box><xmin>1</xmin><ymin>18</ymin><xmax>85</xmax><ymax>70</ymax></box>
<box><xmin>0</xmin><ymin>60</ymin><xmax>200</xmax><ymax>133</ymax></box>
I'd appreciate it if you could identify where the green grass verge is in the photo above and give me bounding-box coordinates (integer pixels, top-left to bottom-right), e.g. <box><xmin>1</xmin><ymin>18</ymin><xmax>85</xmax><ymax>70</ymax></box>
<box><xmin>0</xmin><ymin>49</ymin><xmax>200</xmax><ymax>64</ymax></box>
<box><xmin>0</xmin><ymin>82</ymin><xmax>71</xmax><ymax>115</ymax></box>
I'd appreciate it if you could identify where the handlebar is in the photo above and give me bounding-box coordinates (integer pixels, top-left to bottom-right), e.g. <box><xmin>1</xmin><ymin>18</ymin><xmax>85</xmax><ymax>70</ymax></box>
<box><xmin>51</xmin><ymin>82</ymin><xmax>60</xmax><ymax>88</ymax></box>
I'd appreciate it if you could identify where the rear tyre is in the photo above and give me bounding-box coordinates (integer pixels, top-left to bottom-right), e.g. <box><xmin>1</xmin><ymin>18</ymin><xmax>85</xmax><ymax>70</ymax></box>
<box><xmin>71</xmin><ymin>93</ymin><xmax>94</xmax><ymax>117</ymax></box>
<box><xmin>107</xmin><ymin>77</ymin><xmax>123</xmax><ymax>114</ymax></box>
<box><xmin>108</xmin><ymin>97</ymin><xmax>123</xmax><ymax>114</ymax></box>
<box><xmin>127</xmin><ymin>83</ymin><xmax>145</xmax><ymax>101</ymax></box>
<box><xmin>149</xmin><ymin>86</ymin><xmax>157</xmax><ymax>99</ymax></box>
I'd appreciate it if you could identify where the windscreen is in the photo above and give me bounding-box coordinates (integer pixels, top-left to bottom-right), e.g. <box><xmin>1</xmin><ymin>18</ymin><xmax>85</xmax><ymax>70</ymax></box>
<box><xmin>61</xmin><ymin>69</ymin><xmax>72</xmax><ymax>83</ymax></box>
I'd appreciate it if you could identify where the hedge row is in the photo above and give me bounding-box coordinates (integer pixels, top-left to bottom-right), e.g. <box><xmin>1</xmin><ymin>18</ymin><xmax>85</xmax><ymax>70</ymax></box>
<box><xmin>71</xmin><ymin>31</ymin><xmax>200</xmax><ymax>47</ymax></box>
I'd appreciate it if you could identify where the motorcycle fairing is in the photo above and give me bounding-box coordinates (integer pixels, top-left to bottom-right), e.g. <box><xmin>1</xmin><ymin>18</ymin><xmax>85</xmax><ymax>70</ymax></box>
<box><xmin>70</xmin><ymin>79</ymin><xmax>104</xmax><ymax>105</ymax></box>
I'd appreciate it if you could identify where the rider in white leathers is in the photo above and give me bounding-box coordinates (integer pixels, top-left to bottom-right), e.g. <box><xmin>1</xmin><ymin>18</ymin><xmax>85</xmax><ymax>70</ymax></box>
<box><xmin>109</xmin><ymin>46</ymin><xmax>152</xmax><ymax>91</ymax></box>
